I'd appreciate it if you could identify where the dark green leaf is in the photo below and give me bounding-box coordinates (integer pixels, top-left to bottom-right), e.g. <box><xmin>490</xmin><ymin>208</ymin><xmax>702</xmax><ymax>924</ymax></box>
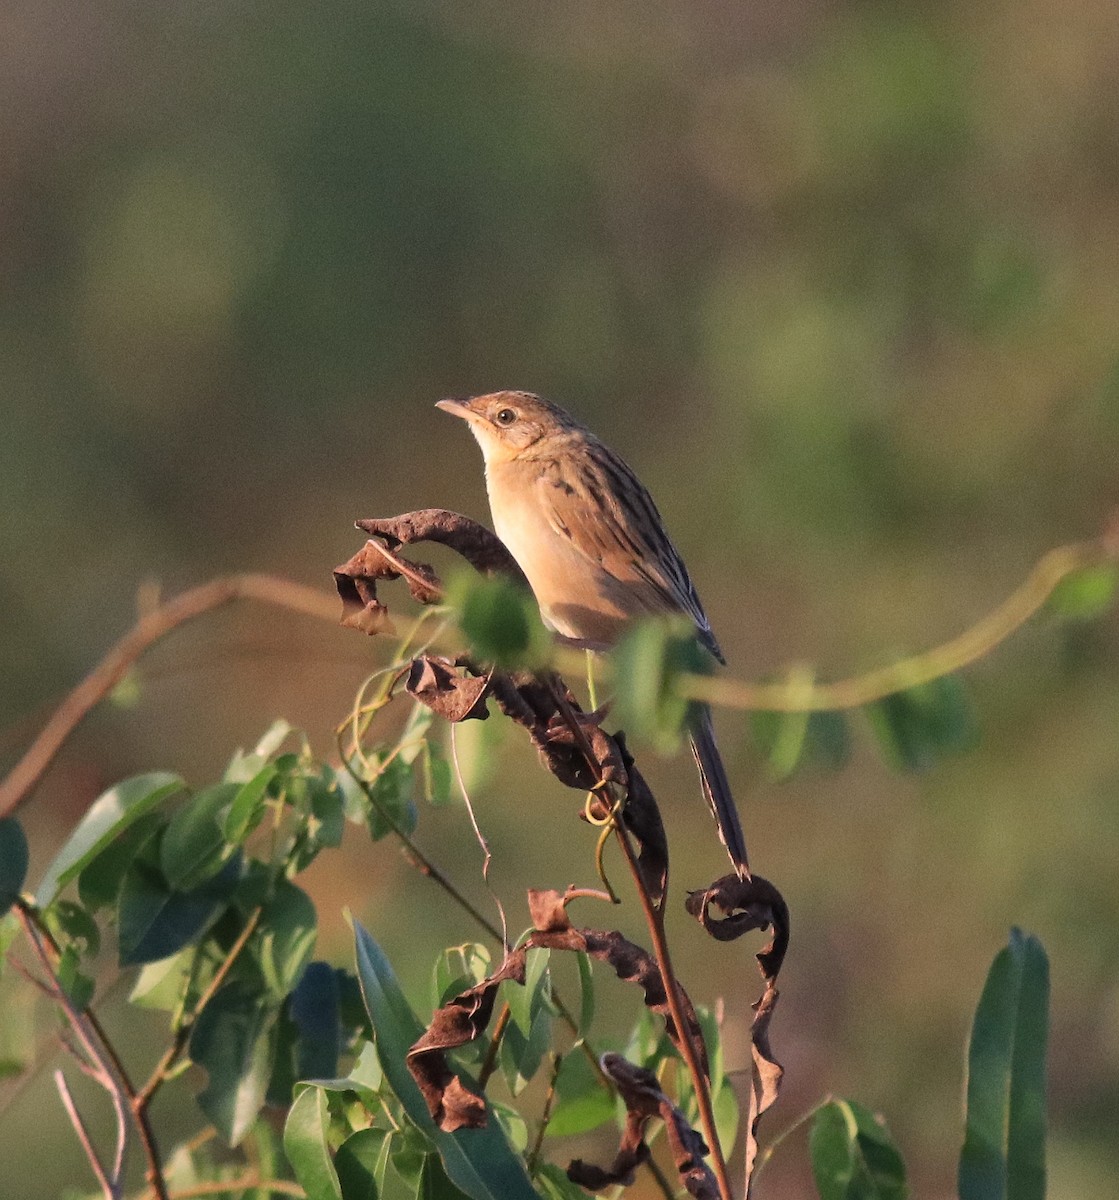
<box><xmin>161</xmin><ymin>783</ymin><xmax>240</xmax><ymax>890</ymax></box>
<box><xmin>959</xmin><ymin>929</ymin><xmax>1049</xmax><ymax>1200</ymax></box>
<box><xmin>417</xmin><ymin>1151</ymin><xmax>473</xmax><ymax>1200</ymax></box>
<box><xmin>78</xmin><ymin>810</ymin><xmax>165</xmax><ymax>912</ymax></box>
<box><xmin>118</xmin><ymin>847</ymin><xmax>240</xmax><ymax>966</ymax></box>
<box><xmin>337</xmin><ymin>1128</ymin><xmax>391</xmax><ymax>1200</ymax></box>
<box><xmin>291</xmin><ymin>961</ymin><xmax>342</xmax><ymax>1081</ymax></box>
<box><xmin>1046</xmin><ymin>563</ymin><xmax>1119</xmax><ymax>621</ymax></box>
<box><xmin>253</xmin><ymin>878</ymin><xmax>317</xmax><ymax>998</ymax></box>
<box><xmin>450</xmin><ymin>573</ymin><xmax>551</xmax><ymax>670</ymax></box>
<box><xmin>224</xmin><ymin>764</ymin><xmax>279</xmax><ymax>842</ymax></box>
<box><xmin>865</xmin><ymin>675</ymin><xmax>978</xmax><ymax>772</ymax></box>
<box><xmin>308</xmin><ymin>772</ymin><xmax>346</xmax><ymax>849</ymax></box>
<box><xmin>352</xmin><ymin>921</ymin><xmax>539</xmax><ymax>1200</ymax></box>
<box><xmin>284</xmin><ymin>1084</ymin><xmax>343</xmax><ymax>1200</ymax></box>
<box><xmin>190</xmin><ymin>981</ymin><xmax>280</xmax><ymax>1145</ymax></box>
<box><xmin>0</xmin><ymin>818</ymin><xmax>29</xmax><ymax>916</ymax></box>
<box><xmin>35</xmin><ymin>772</ymin><xmax>185</xmax><ymax>906</ymax></box>
<box><xmin>809</xmin><ymin>1099</ymin><xmax>907</xmax><ymax>1200</ymax></box>
<box><xmin>611</xmin><ymin>616</ymin><xmax>708</xmax><ymax>752</ymax></box>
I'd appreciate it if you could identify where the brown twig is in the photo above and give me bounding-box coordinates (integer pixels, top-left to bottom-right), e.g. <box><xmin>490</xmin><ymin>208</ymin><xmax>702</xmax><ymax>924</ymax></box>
<box><xmin>476</xmin><ymin>1002</ymin><xmax>512</xmax><ymax>1092</ymax></box>
<box><xmin>54</xmin><ymin>1068</ymin><xmax>116</xmax><ymax>1200</ymax></box>
<box><xmin>0</xmin><ymin>575</ymin><xmax>339</xmax><ymax>820</ymax></box>
<box><xmin>135</xmin><ymin>907</ymin><xmax>264</xmax><ymax>1111</ymax></box>
<box><xmin>611</xmin><ymin>821</ymin><xmax>734</xmax><ymax>1200</ymax></box>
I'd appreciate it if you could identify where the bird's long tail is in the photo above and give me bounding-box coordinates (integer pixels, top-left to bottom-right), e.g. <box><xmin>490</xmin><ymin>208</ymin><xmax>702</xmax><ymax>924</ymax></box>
<box><xmin>688</xmin><ymin>703</ymin><xmax>750</xmax><ymax>879</ymax></box>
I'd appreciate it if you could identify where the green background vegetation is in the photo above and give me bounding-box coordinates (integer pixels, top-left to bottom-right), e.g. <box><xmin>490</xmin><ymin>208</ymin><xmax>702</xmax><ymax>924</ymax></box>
<box><xmin>3</xmin><ymin>2</ymin><xmax>1118</xmax><ymax>1196</ymax></box>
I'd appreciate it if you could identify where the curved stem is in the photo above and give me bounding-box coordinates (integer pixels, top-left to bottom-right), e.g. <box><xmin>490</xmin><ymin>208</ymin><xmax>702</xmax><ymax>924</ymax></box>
<box><xmin>682</xmin><ymin>537</ymin><xmax>1114</xmax><ymax>712</ymax></box>
<box><xmin>0</xmin><ymin>575</ymin><xmax>339</xmax><ymax>819</ymax></box>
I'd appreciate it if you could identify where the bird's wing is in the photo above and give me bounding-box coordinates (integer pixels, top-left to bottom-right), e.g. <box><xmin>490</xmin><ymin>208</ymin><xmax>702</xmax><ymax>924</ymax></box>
<box><xmin>535</xmin><ymin>447</ymin><xmax>724</xmax><ymax>662</ymax></box>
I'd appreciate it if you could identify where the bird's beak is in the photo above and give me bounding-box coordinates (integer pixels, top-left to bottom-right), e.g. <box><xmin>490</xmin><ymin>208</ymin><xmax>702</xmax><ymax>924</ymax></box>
<box><xmin>436</xmin><ymin>396</ymin><xmax>471</xmax><ymax>420</ymax></box>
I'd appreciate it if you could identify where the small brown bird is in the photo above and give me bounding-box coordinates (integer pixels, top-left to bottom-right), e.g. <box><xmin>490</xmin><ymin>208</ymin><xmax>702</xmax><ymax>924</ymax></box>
<box><xmin>437</xmin><ymin>390</ymin><xmax>749</xmax><ymax>879</ymax></box>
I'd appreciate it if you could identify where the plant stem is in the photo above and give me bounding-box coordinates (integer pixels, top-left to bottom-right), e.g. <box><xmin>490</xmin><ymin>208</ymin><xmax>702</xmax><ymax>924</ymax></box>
<box><xmin>0</xmin><ymin>575</ymin><xmax>339</xmax><ymax>819</ymax></box>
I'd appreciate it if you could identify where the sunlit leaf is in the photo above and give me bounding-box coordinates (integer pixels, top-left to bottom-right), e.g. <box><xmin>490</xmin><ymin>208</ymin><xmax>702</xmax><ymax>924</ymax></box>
<box><xmin>336</xmin><ymin>1127</ymin><xmax>391</xmax><ymax>1200</ymax></box>
<box><xmin>611</xmin><ymin>616</ymin><xmax>708</xmax><ymax>751</ymax></box>
<box><xmin>958</xmin><ymin>929</ymin><xmax>1048</xmax><ymax>1200</ymax></box>
<box><xmin>809</xmin><ymin>1098</ymin><xmax>907</xmax><ymax>1200</ymax></box>
<box><xmin>224</xmin><ymin>764</ymin><xmax>278</xmax><ymax>842</ymax></box>
<box><xmin>352</xmin><ymin>921</ymin><xmax>539</xmax><ymax>1200</ymax></box>
<box><xmin>1046</xmin><ymin>563</ymin><xmax>1119</xmax><ymax>622</ymax></box>
<box><xmin>36</xmin><ymin>772</ymin><xmax>185</xmax><ymax>907</ymax></box>
<box><xmin>284</xmin><ymin>1084</ymin><xmax>343</xmax><ymax>1200</ymax></box>
<box><xmin>450</xmin><ymin>573</ymin><xmax>551</xmax><ymax>670</ymax></box>
<box><xmin>253</xmin><ymin>878</ymin><xmax>317</xmax><ymax>998</ymax></box>
<box><xmin>547</xmin><ymin>1051</ymin><xmax>615</xmax><ymax>1137</ymax></box>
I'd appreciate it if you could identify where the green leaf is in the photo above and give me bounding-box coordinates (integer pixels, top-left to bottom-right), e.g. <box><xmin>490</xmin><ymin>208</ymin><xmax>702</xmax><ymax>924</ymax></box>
<box><xmin>958</xmin><ymin>929</ymin><xmax>1049</xmax><ymax>1200</ymax></box>
<box><xmin>865</xmin><ymin>674</ymin><xmax>978</xmax><ymax>772</ymax></box>
<box><xmin>45</xmin><ymin>899</ymin><xmax>101</xmax><ymax>958</ymax></box>
<box><xmin>118</xmin><ymin>846</ymin><xmax>240</xmax><ymax>966</ymax></box>
<box><xmin>225</xmin><ymin>719</ymin><xmax>298</xmax><ymax>783</ymax></box>
<box><xmin>535</xmin><ymin>1163</ymin><xmax>590</xmax><ymax>1200</ymax></box>
<box><xmin>253</xmin><ymin>878</ymin><xmax>317</xmax><ymax>998</ymax></box>
<box><xmin>190</xmin><ymin>981</ymin><xmax>280</xmax><ymax>1145</ymax></box>
<box><xmin>431</xmin><ymin>943</ymin><xmax>491</xmax><ymax>1010</ymax></box>
<box><xmin>575</xmin><ymin>952</ymin><xmax>594</xmax><ymax>1039</ymax></box>
<box><xmin>336</xmin><ymin>1127</ymin><xmax>391</xmax><ymax>1200</ymax></box>
<box><xmin>224</xmin><ymin>764</ymin><xmax>278</xmax><ymax>842</ymax></box>
<box><xmin>56</xmin><ymin>944</ymin><xmax>95</xmax><ymax>1009</ymax></box>
<box><xmin>35</xmin><ymin>772</ymin><xmax>185</xmax><ymax>906</ymax></box>
<box><xmin>611</xmin><ymin>616</ymin><xmax>708</xmax><ymax>752</ymax></box>
<box><xmin>501</xmin><ymin>949</ymin><xmax>552</xmax><ymax>1096</ymax></box>
<box><xmin>284</xmin><ymin>1084</ymin><xmax>343</xmax><ymax>1200</ymax></box>
<box><xmin>547</xmin><ymin>1051</ymin><xmax>615</xmax><ymax>1137</ymax></box>
<box><xmin>352</xmin><ymin>920</ymin><xmax>540</xmax><ymax>1200</ymax></box>
<box><xmin>365</xmin><ymin>757</ymin><xmax>417</xmax><ymax>841</ymax></box>
<box><xmin>129</xmin><ymin>947</ymin><xmax>195</xmax><ymax>1010</ymax></box>
<box><xmin>1046</xmin><ymin>562</ymin><xmax>1119</xmax><ymax>621</ymax></box>
<box><xmin>751</xmin><ymin>707</ymin><xmax>850</xmax><ymax>780</ymax></box>
<box><xmin>809</xmin><ymin>1099</ymin><xmax>907</xmax><ymax>1200</ymax></box>
<box><xmin>290</xmin><ymin>961</ymin><xmax>342</xmax><ymax>1081</ymax></box>
<box><xmin>161</xmin><ymin>783</ymin><xmax>240</xmax><ymax>890</ymax></box>
<box><xmin>0</xmin><ymin>818</ymin><xmax>29</xmax><ymax>916</ymax></box>
<box><xmin>416</xmin><ymin>1151</ymin><xmax>474</xmax><ymax>1200</ymax></box>
<box><xmin>423</xmin><ymin>744</ymin><xmax>454</xmax><ymax>808</ymax></box>
<box><xmin>450</xmin><ymin>572</ymin><xmax>551</xmax><ymax>670</ymax></box>
<box><xmin>78</xmin><ymin>810</ymin><xmax>165</xmax><ymax>911</ymax></box>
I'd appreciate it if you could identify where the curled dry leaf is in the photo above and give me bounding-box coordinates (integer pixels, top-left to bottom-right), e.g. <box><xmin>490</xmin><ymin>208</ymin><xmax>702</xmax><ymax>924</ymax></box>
<box><xmin>685</xmin><ymin>874</ymin><xmax>790</xmax><ymax>1196</ymax></box>
<box><xmin>567</xmin><ymin>1052</ymin><xmax>718</xmax><ymax>1200</ymax></box>
<box><xmin>405</xmin><ymin>890</ymin><xmax>708</xmax><ymax>1133</ymax></box>
<box><xmin>334</xmin><ymin>538</ymin><xmax>440</xmax><ymax>632</ymax></box>
<box><xmin>406</xmin><ymin>656</ymin><xmax>491</xmax><ymax>722</ymax></box>
<box><xmin>356</xmin><ymin>510</ymin><xmax>528</xmax><ymax>584</ymax></box>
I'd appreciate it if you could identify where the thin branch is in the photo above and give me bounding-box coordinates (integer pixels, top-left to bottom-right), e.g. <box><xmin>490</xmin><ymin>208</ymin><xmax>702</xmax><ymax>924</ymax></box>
<box><xmin>680</xmin><ymin>536</ymin><xmax>1116</xmax><ymax>712</ymax></box>
<box><xmin>0</xmin><ymin>574</ymin><xmax>339</xmax><ymax>819</ymax></box>
<box><xmin>527</xmin><ymin>1052</ymin><xmax>562</xmax><ymax>1175</ymax></box>
<box><xmin>135</xmin><ymin>907</ymin><xmax>263</xmax><ymax>1110</ymax></box>
<box><xmin>611</xmin><ymin>819</ymin><xmax>734</xmax><ymax>1200</ymax></box>
<box><xmin>55</xmin><ymin>1068</ymin><xmax>116</xmax><ymax>1200</ymax></box>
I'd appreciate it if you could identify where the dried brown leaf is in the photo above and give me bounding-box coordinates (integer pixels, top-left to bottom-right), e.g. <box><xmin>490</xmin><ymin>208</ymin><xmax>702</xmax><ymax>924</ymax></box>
<box><xmin>567</xmin><ymin>1052</ymin><xmax>718</xmax><ymax>1199</ymax></box>
<box><xmin>406</xmin><ymin>656</ymin><xmax>491</xmax><ymax>722</ymax></box>
<box><xmin>356</xmin><ymin>509</ymin><xmax>528</xmax><ymax>583</ymax></box>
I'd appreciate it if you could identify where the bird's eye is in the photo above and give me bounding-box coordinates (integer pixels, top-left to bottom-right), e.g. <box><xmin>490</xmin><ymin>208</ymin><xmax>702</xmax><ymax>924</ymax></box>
<box><xmin>495</xmin><ymin>408</ymin><xmax>518</xmax><ymax>426</ymax></box>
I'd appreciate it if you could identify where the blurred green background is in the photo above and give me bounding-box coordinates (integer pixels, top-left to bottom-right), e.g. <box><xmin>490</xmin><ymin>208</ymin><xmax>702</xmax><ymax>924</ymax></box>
<box><xmin>3</xmin><ymin>1</ymin><xmax>1119</xmax><ymax>1196</ymax></box>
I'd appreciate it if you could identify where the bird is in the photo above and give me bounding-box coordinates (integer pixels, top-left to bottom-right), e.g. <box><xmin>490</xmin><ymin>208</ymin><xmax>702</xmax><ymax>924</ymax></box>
<box><xmin>437</xmin><ymin>389</ymin><xmax>749</xmax><ymax>879</ymax></box>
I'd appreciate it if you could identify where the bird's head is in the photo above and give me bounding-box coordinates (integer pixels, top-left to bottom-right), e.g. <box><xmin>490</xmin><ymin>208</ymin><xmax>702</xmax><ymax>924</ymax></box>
<box><xmin>436</xmin><ymin>391</ymin><xmax>583</xmax><ymax>465</ymax></box>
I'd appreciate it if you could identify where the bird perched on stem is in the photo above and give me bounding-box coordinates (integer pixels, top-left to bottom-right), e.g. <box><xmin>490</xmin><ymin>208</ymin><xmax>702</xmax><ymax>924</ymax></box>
<box><xmin>437</xmin><ymin>390</ymin><xmax>749</xmax><ymax>879</ymax></box>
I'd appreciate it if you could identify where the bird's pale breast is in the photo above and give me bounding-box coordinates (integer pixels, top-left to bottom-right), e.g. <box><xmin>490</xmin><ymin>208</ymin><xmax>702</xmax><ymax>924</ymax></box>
<box><xmin>486</xmin><ymin>458</ymin><xmax>650</xmax><ymax>648</ymax></box>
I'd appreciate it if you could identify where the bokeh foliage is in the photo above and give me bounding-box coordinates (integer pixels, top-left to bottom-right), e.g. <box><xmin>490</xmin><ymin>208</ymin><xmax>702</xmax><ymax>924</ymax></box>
<box><xmin>3</xmin><ymin>2</ymin><xmax>1119</xmax><ymax>1196</ymax></box>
